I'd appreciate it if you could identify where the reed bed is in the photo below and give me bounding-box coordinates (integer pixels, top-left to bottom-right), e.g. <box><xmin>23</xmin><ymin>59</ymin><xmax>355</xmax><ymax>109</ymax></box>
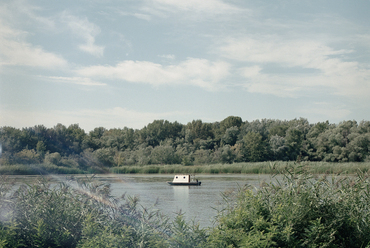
<box><xmin>110</xmin><ymin>161</ymin><xmax>370</xmax><ymax>175</ymax></box>
<box><xmin>0</xmin><ymin>163</ymin><xmax>84</xmax><ymax>175</ymax></box>
<box><xmin>2</xmin><ymin>161</ymin><xmax>370</xmax><ymax>175</ymax></box>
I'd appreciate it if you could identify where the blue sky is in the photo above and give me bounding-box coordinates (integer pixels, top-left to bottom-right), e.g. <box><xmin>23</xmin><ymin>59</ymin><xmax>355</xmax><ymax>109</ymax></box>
<box><xmin>1</xmin><ymin>0</ymin><xmax>369</xmax><ymax>131</ymax></box>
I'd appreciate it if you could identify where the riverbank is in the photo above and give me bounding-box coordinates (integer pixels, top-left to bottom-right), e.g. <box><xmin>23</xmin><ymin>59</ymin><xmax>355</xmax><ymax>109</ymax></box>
<box><xmin>0</xmin><ymin>163</ymin><xmax>86</xmax><ymax>175</ymax></box>
<box><xmin>110</xmin><ymin>161</ymin><xmax>370</xmax><ymax>174</ymax></box>
<box><xmin>1</xmin><ymin>161</ymin><xmax>370</xmax><ymax>175</ymax></box>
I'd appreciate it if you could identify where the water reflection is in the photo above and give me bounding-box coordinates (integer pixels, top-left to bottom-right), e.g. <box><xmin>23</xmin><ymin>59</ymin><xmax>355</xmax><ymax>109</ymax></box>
<box><xmin>172</xmin><ymin>186</ymin><xmax>189</xmax><ymax>215</ymax></box>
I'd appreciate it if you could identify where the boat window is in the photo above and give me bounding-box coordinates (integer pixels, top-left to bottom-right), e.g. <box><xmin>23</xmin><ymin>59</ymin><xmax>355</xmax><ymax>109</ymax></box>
<box><xmin>175</xmin><ymin>176</ymin><xmax>178</xmax><ymax>179</ymax></box>
<box><xmin>183</xmin><ymin>176</ymin><xmax>185</xmax><ymax>179</ymax></box>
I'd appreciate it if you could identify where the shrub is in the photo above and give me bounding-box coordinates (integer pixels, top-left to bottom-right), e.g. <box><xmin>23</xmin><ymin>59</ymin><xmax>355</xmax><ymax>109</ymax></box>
<box><xmin>44</xmin><ymin>152</ymin><xmax>62</xmax><ymax>165</ymax></box>
<box><xmin>207</xmin><ymin>167</ymin><xmax>370</xmax><ymax>247</ymax></box>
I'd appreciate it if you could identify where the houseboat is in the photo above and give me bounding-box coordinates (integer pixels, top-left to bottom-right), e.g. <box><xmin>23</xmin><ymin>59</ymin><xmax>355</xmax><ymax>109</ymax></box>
<box><xmin>167</xmin><ymin>175</ymin><xmax>201</xmax><ymax>186</ymax></box>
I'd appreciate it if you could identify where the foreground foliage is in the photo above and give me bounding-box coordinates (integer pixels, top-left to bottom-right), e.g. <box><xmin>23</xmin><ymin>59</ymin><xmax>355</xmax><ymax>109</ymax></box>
<box><xmin>0</xmin><ymin>176</ymin><xmax>206</xmax><ymax>248</ymax></box>
<box><xmin>208</xmin><ymin>167</ymin><xmax>370</xmax><ymax>247</ymax></box>
<box><xmin>2</xmin><ymin>168</ymin><xmax>370</xmax><ymax>247</ymax></box>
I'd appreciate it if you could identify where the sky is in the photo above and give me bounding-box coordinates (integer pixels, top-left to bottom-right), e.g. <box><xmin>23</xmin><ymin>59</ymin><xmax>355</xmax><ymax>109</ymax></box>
<box><xmin>0</xmin><ymin>0</ymin><xmax>369</xmax><ymax>132</ymax></box>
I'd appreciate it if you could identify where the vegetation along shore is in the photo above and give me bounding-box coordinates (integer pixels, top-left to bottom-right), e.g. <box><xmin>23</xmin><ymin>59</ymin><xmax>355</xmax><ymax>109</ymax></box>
<box><xmin>1</xmin><ymin>161</ymin><xmax>370</xmax><ymax>176</ymax></box>
<box><xmin>1</xmin><ymin>116</ymin><xmax>370</xmax><ymax>175</ymax></box>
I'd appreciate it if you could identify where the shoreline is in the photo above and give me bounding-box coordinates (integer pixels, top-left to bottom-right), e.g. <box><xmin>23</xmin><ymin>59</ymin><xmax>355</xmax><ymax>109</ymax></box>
<box><xmin>1</xmin><ymin>161</ymin><xmax>370</xmax><ymax>175</ymax></box>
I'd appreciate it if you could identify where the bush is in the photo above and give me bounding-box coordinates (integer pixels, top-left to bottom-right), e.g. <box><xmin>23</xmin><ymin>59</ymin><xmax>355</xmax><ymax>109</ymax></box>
<box><xmin>44</xmin><ymin>152</ymin><xmax>62</xmax><ymax>165</ymax></box>
<box><xmin>208</xmin><ymin>167</ymin><xmax>370</xmax><ymax>247</ymax></box>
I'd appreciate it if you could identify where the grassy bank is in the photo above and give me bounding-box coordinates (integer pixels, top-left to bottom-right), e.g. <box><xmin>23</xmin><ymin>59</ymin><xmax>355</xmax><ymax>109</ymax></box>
<box><xmin>0</xmin><ymin>163</ymin><xmax>86</xmax><ymax>175</ymax></box>
<box><xmin>110</xmin><ymin>161</ymin><xmax>370</xmax><ymax>175</ymax></box>
<box><xmin>2</xmin><ymin>161</ymin><xmax>370</xmax><ymax>175</ymax></box>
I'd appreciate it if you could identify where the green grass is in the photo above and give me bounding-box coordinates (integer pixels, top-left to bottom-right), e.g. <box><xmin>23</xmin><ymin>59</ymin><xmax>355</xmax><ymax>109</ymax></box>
<box><xmin>2</xmin><ymin>161</ymin><xmax>370</xmax><ymax>175</ymax></box>
<box><xmin>110</xmin><ymin>161</ymin><xmax>370</xmax><ymax>175</ymax></box>
<box><xmin>0</xmin><ymin>163</ymin><xmax>85</xmax><ymax>175</ymax></box>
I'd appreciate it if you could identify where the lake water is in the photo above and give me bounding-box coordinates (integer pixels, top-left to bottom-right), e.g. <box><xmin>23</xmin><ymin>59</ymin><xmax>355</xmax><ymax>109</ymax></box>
<box><xmin>6</xmin><ymin>174</ymin><xmax>275</xmax><ymax>228</ymax></box>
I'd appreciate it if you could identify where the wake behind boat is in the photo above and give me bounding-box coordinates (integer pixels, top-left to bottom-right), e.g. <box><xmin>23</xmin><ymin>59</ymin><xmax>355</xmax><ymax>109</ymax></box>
<box><xmin>167</xmin><ymin>174</ymin><xmax>201</xmax><ymax>186</ymax></box>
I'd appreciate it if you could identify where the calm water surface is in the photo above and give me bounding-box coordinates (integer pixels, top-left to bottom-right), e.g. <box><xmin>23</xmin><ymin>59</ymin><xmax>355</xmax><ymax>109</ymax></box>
<box><xmin>8</xmin><ymin>174</ymin><xmax>275</xmax><ymax>228</ymax></box>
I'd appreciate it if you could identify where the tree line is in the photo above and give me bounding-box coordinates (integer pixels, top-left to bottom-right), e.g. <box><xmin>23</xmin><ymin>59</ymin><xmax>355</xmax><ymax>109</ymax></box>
<box><xmin>1</xmin><ymin>117</ymin><xmax>370</xmax><ymax>170</ymax></box>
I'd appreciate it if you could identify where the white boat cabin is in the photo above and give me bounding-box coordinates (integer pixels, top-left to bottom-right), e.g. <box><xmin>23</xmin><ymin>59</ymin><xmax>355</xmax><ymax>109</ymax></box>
<box><xmin>172</xmin><ymin>175</ymin><xmax>190</xmax><ymax>183</ymax></box>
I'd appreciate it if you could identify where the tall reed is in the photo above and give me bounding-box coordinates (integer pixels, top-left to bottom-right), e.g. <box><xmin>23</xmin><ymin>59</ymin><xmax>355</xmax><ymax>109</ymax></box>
<box><xmin>110</xmin><ymin>161</ymin><xmax>370</xmax><ymax>175</ymax></box>
<box><xmin>0</xmin><ymin>163</ymin><xmax>84</xmax><ymax>175</ymax></box>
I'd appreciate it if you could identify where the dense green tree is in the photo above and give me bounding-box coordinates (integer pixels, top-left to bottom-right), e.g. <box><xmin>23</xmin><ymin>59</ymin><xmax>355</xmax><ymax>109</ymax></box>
<box><xmin>138</xmin><ymin>120</ymin><xmax>183</xmax><ymax>147</ymax></box>
<box><xmin>220</xmin><ymin>116</ymin><xmax>243</xmax><ymax>132</ymax></box>
<box><xmin>220</xmin><ymin>145</ymin><xmax>235</xmax><ymax>164</ymax></box>
<box><xmin>242</xmin><ymin>132</ymin><xmax>268</xmax><ymax>162</ymax></box>
<box><xmin>185</xmin><ymin>120</ymin><xmax>214</xmax><ymax>143</ymax></box>
<box><xmin>43</xmin><ymin>123</ymin><xmax>85</xmax><ymax>156</ymax></box>
<box><xmin>285</xmin><ymin>128</ymin><xmax>304</xmax><ymax>160</ymax></box>
<box><xmin>89</xmin><ymin>127</ymin><xmax>106</xmax><ymax>139</ymax></box>
<box><xmin>36</xmin><ymin>140</ymin><xmax>47</xmax><ymax>155</ymax></box>
<box><xmin>150</xmin><ymin>145</ymin><xmax>177</xmax><ymax>164</ymax></box>
<box><xmin>3</xmin><ymin>117</ymin><xmax>370</xmax><ymax>167</ymax></box>
<box><xmin>0</xmin><ymin>126</ymin><xmax>24</xmax><ymax>153</ymax></box>
<box><xmin>213</xmin><ymin>116</ymin><xmax>242</xmax><ymax>144</ymax></box>
<box><xmin>268</xmin><ymin>124</ymin><xmax>289</xmax><ymax>138</ymax></box>
<box><xmin>93</xmin><ymin>148</ymin><xmax>116</xmax><ymax>166</ymax></box>
<box><xmin>193</xmin><ymin>149</ymin><xmax>211</xmax><ymax>165</ymax></box>
<box><xmin>347</xmin><ymin>133</ymin><xmax>370</xmax><ymax>161</ymax></box>
<box><xmin>66</xmin><ymin>124</ymin><xmax>86</xmax><ymax>153</ymax></box>
<box><xmin>175</xmin><ymin>143</ymin><xmax>194</xmax><ymax>166</ymax></box>
<box><xmin>222</xmin><ymin>126</ymin><xmax>239</xmax><ymax>146</ymax></box>
<box><xmin>44</xmin><ymin>152</ymin><xmax>62</xmax><ymax>165</ymax></box>
<box><xmin>240</xmin><ymin>119</ymin><xmax>282</xmax><ymax>141</ymax></box>
<box><xmin>306</xmin><ymin>121</ymin><xmax>330</xmax><ymax>140</ymax></box>
<box><xmin>358</xmin><ymin>120</ymin><xmax>370</xmax><ymax>134</ymax></box>
<box><xmin>269</xmin><ymin>135</ymin><xmax>289</xmax><ymax>161</ymax></box>
<box><xmin>133</xmin><ymin>145</ymin><xmax>153</xmax><ymax>165</ymax></box>
<box><xmin>14</xmin><ymin>149</ymin><xmax>41</xmax><ymax>164</ymax></box>
<box><xmin>82</xmin><ymin>127</ymin><xmax>106</xmax><ymax>151</ymax></box>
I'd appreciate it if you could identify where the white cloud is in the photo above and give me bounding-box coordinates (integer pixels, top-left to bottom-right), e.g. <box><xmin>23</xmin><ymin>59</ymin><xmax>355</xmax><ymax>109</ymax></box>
<box><xmin>15</xmin><ymin>0</ymin><xmax>55</xmax><ymax>28</ymax></box>
<box><xmin>76</xmin><ymin>58</ymin><xmax>230</xmax><ymax>91</ymax></box>
<box><xmin>159</xmin><ymin>54</ymin><xmax>175</xmax><ymax>60</ymax></box>
<box><xmin>151</xmin><ymin>0</ymin><xmax>240</xmax><ymax>13</ymax></box>
<box><xmin>141</xmin><ymin>0</ymin><xmax>246</xmax><ymax>19</ymax></box>
<box><xmin>61</xmin><ymin>13</ymin><xmax>104</xmax><ymax>57</ymax></box>
<box><xmin>218</xmin><ymin>36</ymin><xmax>370</xmax><ymax>98</ymax></box>
<box><xmin>132</xmin><ymin>12</ymin><xmax>152</xmax><ymax>21</ymax></box>
<box><xmin>239</xmin><ymin>69</ymin><xmax>313</xmax><ymax>98</ymax></box>
<box><xmin>240</xmin><ymin>65</ymin><xmax>262</xmax><ymax>78</ymax></box>
<box><xmin>118</xmin><ymin>10</ymin><xmax>152</xmax><ymax>21</ymax></box>
<box><xmin>0</xmin><ymin>0</ymin><xmax>55</xmax><ymax>29</ymax></box>
<box><xmin>0</xmin><ymin>22</ymin><xmax>67</xmax><ymax>68</ymax></box>
<box><xmin>45</xmin><ymin>76</ymin><xmax>107</xmax><ymax>86</ymax></box>
<box><xmin>301</xmin><ymin>102</ymin><xmax>352</xmax><ymax>122</ymax></box>
<box><xmin>218</xmin><ymin>37</ymin><xmax>350</xmax><ymax>67</ymax></box>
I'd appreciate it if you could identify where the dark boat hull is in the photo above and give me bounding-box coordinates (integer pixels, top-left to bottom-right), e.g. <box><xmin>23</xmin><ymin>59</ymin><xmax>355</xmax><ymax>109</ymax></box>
<box><xmin>167</xmin><ymin>181</ymin><xmax>201</xmax><ymax>186</ymax></box>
